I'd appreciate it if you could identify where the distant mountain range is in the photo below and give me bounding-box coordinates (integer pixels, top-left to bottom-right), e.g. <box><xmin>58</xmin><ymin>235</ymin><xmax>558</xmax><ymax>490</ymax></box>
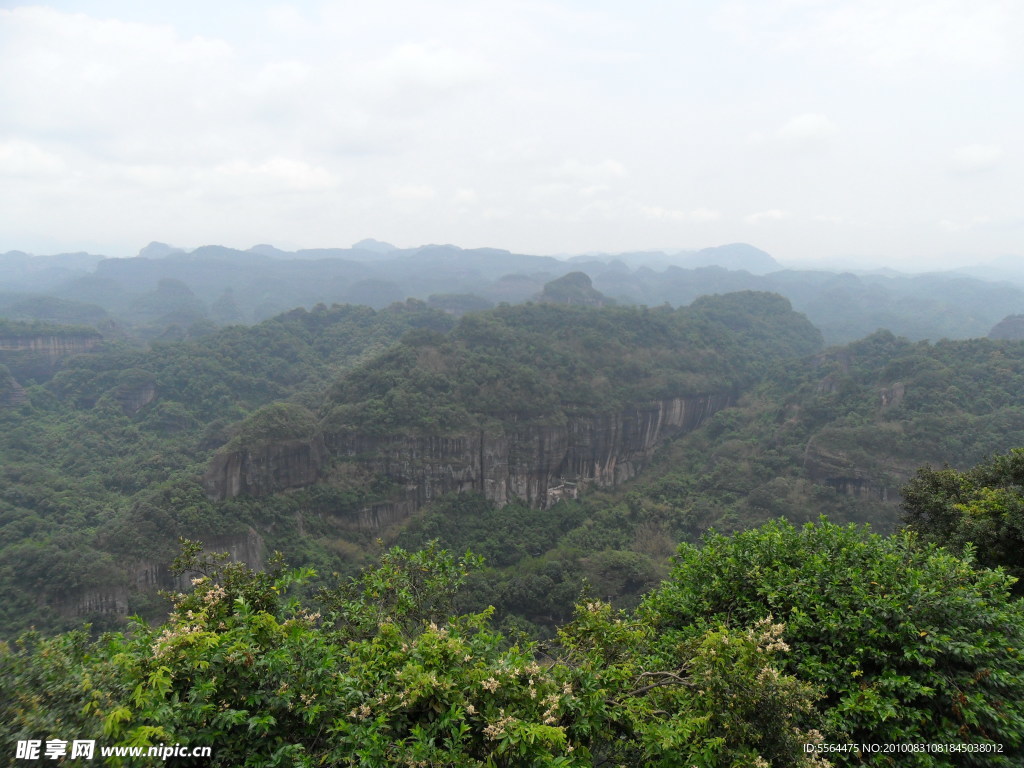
<box><xmin>2</xmin><ymin>241</ymin><xmax>1024</xmax><ymax>345</ymax></box>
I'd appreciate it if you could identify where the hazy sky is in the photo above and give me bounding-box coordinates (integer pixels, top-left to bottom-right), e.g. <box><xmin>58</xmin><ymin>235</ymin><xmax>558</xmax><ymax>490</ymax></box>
<box><xmin>1</xmin><ymin>1</ymin><xmax>1021</xmax><ymax>269</ymax></box>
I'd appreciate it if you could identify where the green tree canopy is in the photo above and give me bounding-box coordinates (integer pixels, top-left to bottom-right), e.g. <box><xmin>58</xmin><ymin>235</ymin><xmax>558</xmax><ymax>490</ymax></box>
<box><xmin>902</xmin><ymin>448</ymin><xmax>1024</xmax><ymax>587</ymax></box>
<box><xmin>2</xmin><ymin>541</ymin><xmax>828</xmax><ymax>767</ymax></box>
<box><xmin>639</xmin><ymin>518</ymin><xmax>1024</xmax><ymax>766</ymax></box>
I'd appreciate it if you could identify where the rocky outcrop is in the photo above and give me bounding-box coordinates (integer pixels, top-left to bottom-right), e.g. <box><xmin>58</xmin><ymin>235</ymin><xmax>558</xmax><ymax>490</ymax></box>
<box><xmin>802</xmin><ymin>444</ymin><xmax>900</xmax><ymax>503</ymax></box>
<box><xmin>56</xmin><ymin>529</ymin><xmax>265</xmax><ymax>619</ymax></box>
<box><xmin>989</xmin><ymin>314</ymin><xmax>1024</xmax><ymax>340</ymax></box>
<box><xmin>0</xmin><ymin>334</ymin><xmax>101</xmax><ymax>360</ymax></box>
<box><xmin>0</xmin><ymin>370</ymin><xmax>27</xmax><ymax>407</ymax></box>
<box><xmin>879</xmin><ymin>382</ymin><xmax>905</xmax><ymax>409</ymax></box>
<box><xmin>204</xmin><ymin>437</ymin><xmax>328</xmax><ymax>500</ymax></box>
<box><xmin>538</xmin><ymin>272</ymin><xmax>613</xmax><ymax>306</ymax></box>
<box><xmin>114</xmin><ymin>379</ymin><xmax>157</xmax><ymax>414</ymax></box>
<box><xmin>221</xmin><ymin>393</ymin><xmax>727</xmax><ymax>509</ymax></box>
<box><xmin>0</xmin><ymin>332</ymin><xmax>102</xmax><ymax>381</ymax></box>
<box><xmin>70</xmin><ymin>586</ymin><xmax>130</xmax><ymax>617</ymax></box>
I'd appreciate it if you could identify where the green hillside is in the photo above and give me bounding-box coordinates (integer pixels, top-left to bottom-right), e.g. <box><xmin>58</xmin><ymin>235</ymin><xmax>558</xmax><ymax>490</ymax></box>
<box><xmin>5</xmin><ymin>292</ymin><xmax>1024</xmax><ymax>643</ymax></box>
<box><xmin>6</xmin><ymin>291</ymin><xmax>1024</xmax><ymax>764</ymax></box>
<box><xmin>323</xmin><ymin>293</ymin><xmax>822</xmax><ymax>437</ymax></box>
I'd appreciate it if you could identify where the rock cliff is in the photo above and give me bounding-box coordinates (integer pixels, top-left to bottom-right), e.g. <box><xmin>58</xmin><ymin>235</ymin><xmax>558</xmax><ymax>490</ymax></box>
<box><xmin>56</xmin><ymin>529</ymin><xmax>265</xmax><ymax>619</ymax></box>
<box><xmin>0</xmin><ymin>332</ymin><xmax>102</xmax><ymax>380</ymax></box>
<box><xmin>205</xmin><ymin>394</ymin><xmax>734</xmax><ymax>519</ymax></box>
<box><xmin>802</xmin><ymin>443</ymin><xmax>902</xmax><ymax>503</ymax></box>
<box><xmin>204</xmin><ymin>436</ymin><xmax>328</xmax><ymax>499</ymax></box>
<box><xmin>0</xmin><ymin>369</ymin><xmax>27</xmax><ymax>407</ymax></box>
<box><xmin>113</xmin><ymin>378</ymin><xmax>158</xmax><ymax>414</ymax></box>
<box><xmin>0</xmin><ymin>333</ymin><xmax>101</xmax><ymax>360</ymax></box>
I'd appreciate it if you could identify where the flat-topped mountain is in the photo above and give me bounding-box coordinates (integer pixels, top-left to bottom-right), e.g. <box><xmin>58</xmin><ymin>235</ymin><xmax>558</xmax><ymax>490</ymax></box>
<box><xmin>203</xmin><ymin>295</ymin><xmax>822</xmax><ymax>516</ymax></box>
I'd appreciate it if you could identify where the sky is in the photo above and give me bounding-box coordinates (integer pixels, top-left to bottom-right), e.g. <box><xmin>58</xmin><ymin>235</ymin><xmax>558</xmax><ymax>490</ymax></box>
<box><xmin>0</xmin><ymin>0</ymin><xmax>1021</xmax><ymax>270</ymax></box>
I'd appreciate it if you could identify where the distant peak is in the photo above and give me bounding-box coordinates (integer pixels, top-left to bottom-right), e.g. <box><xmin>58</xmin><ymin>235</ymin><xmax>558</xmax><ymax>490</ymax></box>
<box><xmin>539</xmin><ymin>271</ymin><xmax>614</xmax><ymax>307</ymax></box>
<box><xmin>249</xmin><ymin>244</ymin><xmax>290</xmax><ymax>257</ymax></box>
<box><xmin>137</xmin><ymin>242</ymin><xmax>184</xmax><ymax>259</ymax></box>
<box><xmin>352</xmin><ymin>238</ymin><xmax>398</xmax><ymax>253</ymax></box>
<box><xmin>685</xmin><ymin>243</ymin><xmax>782</xmax><ymax>274</ymax></box>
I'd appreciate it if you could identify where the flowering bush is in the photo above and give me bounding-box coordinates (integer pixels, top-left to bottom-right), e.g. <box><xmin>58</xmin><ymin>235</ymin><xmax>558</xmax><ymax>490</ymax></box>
<box><xmin>2</xmin><ymin>539</ymin><xmax>832</xmax><ymax>767</ymax></box>
<box><xmin>641</xmin><ymin>519</ymin><xmax>1024</xmax><ymax>766</ymax></box>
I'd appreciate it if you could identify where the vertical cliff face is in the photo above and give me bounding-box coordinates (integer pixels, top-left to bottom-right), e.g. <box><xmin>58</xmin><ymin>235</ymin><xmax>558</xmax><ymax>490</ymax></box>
<box><xmin>802</xmin><ymin>443</ymin><xmax>902</xmax><ymax>503</ymax></box>
<box><xmin>0</xmin><ymin>370</ymin><xmax>27</xmax><ymax>407</ymax></box>
<box><xmin>204</xmin><ymin>394</ymin><xmax>733</xmax><ymax>525</ymax></box>
<box><xmin>113</xmin><ymin>380</ymin><xmax>157</xmax><ymax>414</ymax></box>
<box><xmin>0</xmin><ymin>334</ymin><xmax>101</xmax><ymax>359</ymax></box>
<box><xmin>0</xmin><ymin>333</ymin><xmax>102</xmax><ymax>381</ymax></box>
<box><xmin>204</xmin><ymin>437</ymin><xmax>328</xmax><ymax>499</ymax></box>
<box><xmin>56</xmin><ymin>529</ymin><xmax>265</xmax><ymax>619</ymax></box>
<box><xmin>320</xmin><ymin>393</ymin><xmax>734</xmax><ymax>519</ymax></box>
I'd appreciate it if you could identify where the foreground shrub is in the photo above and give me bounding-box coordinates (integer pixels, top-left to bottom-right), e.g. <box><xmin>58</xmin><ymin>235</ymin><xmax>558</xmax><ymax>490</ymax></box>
<box><xmin>641</xmin><ymin>519</ymin><xmax>1024</xmax><ymax>766</ymax></box>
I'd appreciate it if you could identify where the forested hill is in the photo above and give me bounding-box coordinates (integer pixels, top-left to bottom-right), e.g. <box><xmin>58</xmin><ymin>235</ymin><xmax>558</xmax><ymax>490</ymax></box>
<box><xmin>0</xmin><ymin>302</ymin><xmax>457</xmax><ymax>635</ymax></box>
<box><xmin>0</xmin><ymin>293</ymin><xmax>820</xmax><ymax>636</ymax></box>
<box><xmin>322</xmin><ymin>292</ymin><xmax>823</xmax><ymax>435</ymax></box>
<box><xmin>10</xmin><ymin>290</ymin><xmax>1024</xmax><ymax>644</ymax></box>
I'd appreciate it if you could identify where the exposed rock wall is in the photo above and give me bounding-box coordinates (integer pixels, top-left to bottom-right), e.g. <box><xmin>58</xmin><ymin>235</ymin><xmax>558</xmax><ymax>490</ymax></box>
<box><xmin>204</xmin><ymin>437</ymin><xmax>328</xmax><ymax>500</ymax></box>
<box><xmin>206</xmin><ymin>394</ymin><xmax>734</xmax><ymax>519</ymax></box>
<box><xmin>0</xmin><ymin>334</ymin><xmax>101</xmax><ymax>360</ymax></box>
<box><xmin>115</xmin><ymin>380</ymin><xmax>157</xmax><ymax>414</ymax></box>
<box><xmin>55</xmin><ymin>529</ymin><xmax>265</xmax><ymax>619</ymax></box>
<box><xmin>0</xmin><ymin>371</ymin><xmax>27</xmax><ymax>407</ymax></box>
<box><xmin>0</xmin><ymin>333</ymin><xmax>102</xmax><ymax>381</ymax></box>
<box><xmin>803</xmin><ymin>444</ymin><xmax>901</xmax><ymax>503</ymax></box>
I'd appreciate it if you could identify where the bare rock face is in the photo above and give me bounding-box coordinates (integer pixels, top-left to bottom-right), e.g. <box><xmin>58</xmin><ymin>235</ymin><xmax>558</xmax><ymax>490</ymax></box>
<box><xmin>879</xmin><ymin>382</ymin><xmax>905</xmax><ymax>409</ymax></box>
<box><xmin>114</xmin><ymin>379</ymin><xmax>157</xmax><ymax>414</ymax></box>
<box><xmin>802</xmin><ymin>443</ymin><xmax>901</xmax><ymax>502</ymax></box>
<box><xmin>206</xmin><ymin>394</ymin><xmax>734</xmax><ymax>528</ymax></box>
<box><xmin>0</xmin><ymin>333</ymin><xmax>102</xmax><ymax>383</ymax></box>
<box><xmin>56</xmin><ymin>529</ymin><xmax>265</xmax><ymax>619</ymax></box>
<box><xmin>0</xmin><ymin>334</ymin><xmax>101</xmax><ymax>359</ymax></box>
<box><xmin>204</xmin><ymin>437</ymin><xmax>328</xmax><ymax>500</ymax></box>
<box><xmin>989</xmin><ymin>314</ymin><xmax>1024</xmax><ymax>340</ymax></box>
<box><xmin>0</xmin><ymin>370</ymin><xmax>27</xmax><ymax>407</ymax></box>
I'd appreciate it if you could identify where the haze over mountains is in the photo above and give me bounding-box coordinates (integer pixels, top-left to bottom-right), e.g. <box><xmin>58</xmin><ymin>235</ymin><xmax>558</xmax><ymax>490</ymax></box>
<box><xmin>4</xmin><ymin>240</ymin><xmax>1024</xmax><ymax>345</ymax></box>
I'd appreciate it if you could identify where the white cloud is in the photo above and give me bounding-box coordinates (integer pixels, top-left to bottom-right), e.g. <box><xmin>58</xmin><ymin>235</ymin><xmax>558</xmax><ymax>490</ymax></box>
<box><xmin>719</xmin><ymin>0</ymin><xmax>1022</xmax><ymax>73</ymax></box>
<box><xmin>0</xmin><ymin>7</ymin><xmax>235</xmax><ymax>140</ymax></box>
<box><xmin>211</xmin><ymin>158</ymin><xmax>337</xmax><ymax>193</ymax></box>
<box><xmin>745</xmin><ymin>209</ymin><xmax>789</xmax><ymax>224</ymax></box>
<box><xmin>690</xmin><ymin>207</ymin><xmax>724</xmax><ymax>221</ymax></box>
<box><xmin>641</xmin><ymin>206</ymin><xmax>723</xmax><ymax>222</ymax></box>
<box><xmin>390</xmin><ymin>184</ymin><xmax>438</xmax><ymax>201</ymax></box>
<box><xmin>0</xmin><ymin>1</ymin><xmax>1021</xmax><ymax>264</ymax></box>
<box><xmin>372</xmin><ymin>41</ymin><xmax>491</xmax><ymax>92</ymax></box>
<box><xmin>550</xmin><ymin>158</ymin><xmax>627</xmax><ymax>182</ymax></box>
<box><xmin>949</xmin><ymin>144</ymin><xmax>1003</xmax><ymax>174</ymax></box>
<box><xmin>778</xmin><ymin>113</ymin><xmax>838</xmax><ymax>142</ymax></box>
<box><xmin>939</xmin><ymin>215</ymin><xmax>994</xmax><ymax>233</ymax></box>
<box><xmin>818</xmin><ymin>1</ymin><xmax>1017</xmax><ymax>71</ymax></box>
<box><xmin>0</xmin><ymin>140</ymin><xmax>66</xmax><ymax>177</ymax></box>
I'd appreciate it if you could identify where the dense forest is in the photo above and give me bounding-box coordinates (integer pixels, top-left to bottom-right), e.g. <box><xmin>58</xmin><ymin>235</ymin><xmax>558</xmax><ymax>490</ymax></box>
<box><xmin>6</xmin><ymin>268</ymin><xmax>1024</xmax><ymax>764</ymax></box>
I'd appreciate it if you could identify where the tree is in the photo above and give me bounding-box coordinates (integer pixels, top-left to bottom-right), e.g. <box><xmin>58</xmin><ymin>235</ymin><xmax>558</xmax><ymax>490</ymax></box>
<box><xmin>639</xmin><ymin>518</ymin><xmax>1024</xmax><ymax>766</ymax></box>
<box><xmin>902</xmin><ymin>448</ymin><xmax>1024</xmax><ymax>586</ymax></box>
<box><xmin>3</xmin><ymin>540</ymin><xmax>829</xmax><ymax>767</ymax></box>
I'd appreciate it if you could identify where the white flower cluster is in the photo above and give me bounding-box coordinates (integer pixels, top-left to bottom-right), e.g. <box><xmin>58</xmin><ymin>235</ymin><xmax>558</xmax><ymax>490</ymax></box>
<box><xmin>151</xmin><ymin>623</ymin><xmax>203</xmax><ymax>657</ymax></box>
<box><xmin>749</xmin><ymin>614</ymin><xmax>790</xmax><ymax>653</ymax></box>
